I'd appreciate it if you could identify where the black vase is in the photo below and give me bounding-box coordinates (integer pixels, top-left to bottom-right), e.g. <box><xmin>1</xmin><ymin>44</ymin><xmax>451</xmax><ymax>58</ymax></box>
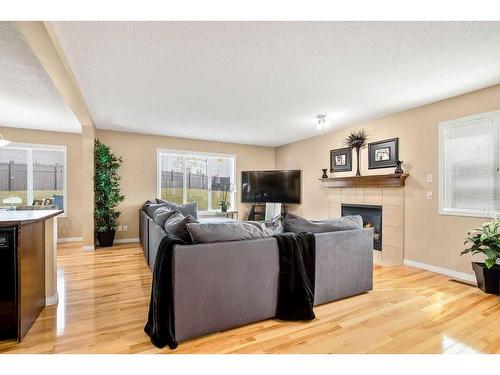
<box><xmin>394</xmin><ymin>160</ymin><xmax>404</xmax><ymax>174</ymax></box>
<box><xmin>321</xmin><ymin>169</ymin><xmax>328</xmax><ymax>178</ymax></box>
<box><xmin>355</xmin><ymin>147</ymin><xmax>361</xmax><ymax>176</ymax></box>
<box><xmin>472</xmin><ymin>262</ymin><xmax>500</xmax><ymax>295</ymax></box>
<box><xmin>221</xmin><ymin>205</ymin><xmax>228</xmax><ymax>213</ymax></box>
<box><xmin>97</xmin><ymin>229</ymin><xmax>116</xmax><ymax>247</ymax></box>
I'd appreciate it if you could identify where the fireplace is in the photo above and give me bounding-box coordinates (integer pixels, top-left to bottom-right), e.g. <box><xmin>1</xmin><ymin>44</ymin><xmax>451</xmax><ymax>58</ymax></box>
<box><xmin>342</xmin><ymin>204</ymin><xmax>382</xmax><ymax>251</ymax></box>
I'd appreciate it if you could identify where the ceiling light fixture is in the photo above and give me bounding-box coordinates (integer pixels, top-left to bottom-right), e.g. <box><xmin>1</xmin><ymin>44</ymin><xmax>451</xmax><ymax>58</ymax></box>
<box><xmin>316</xmin><ymin>114</ymin><xmax>328</xmax><ymax>131</ymax></box>
<box><xmin>0</xmin><ymin>134</ymin><xmax>10</xmax><ymax>147</ymax></box>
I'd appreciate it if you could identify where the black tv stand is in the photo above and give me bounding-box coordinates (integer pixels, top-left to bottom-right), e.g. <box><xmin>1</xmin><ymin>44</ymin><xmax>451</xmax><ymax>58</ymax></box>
<box><xmin>246</xmin><ymin>203</ymin><xmax>288</xmax><ymax>221</ymax></box>
<box><xmin>247</xmin><ymin>204</ymin><xmax>265</xmax><ymax>221</ymax></box>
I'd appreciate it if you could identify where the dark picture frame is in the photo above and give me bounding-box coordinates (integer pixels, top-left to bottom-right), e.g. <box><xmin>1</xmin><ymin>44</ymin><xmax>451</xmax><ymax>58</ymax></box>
<box><xmin>330</xmin><ymin>147</ymin><xmax>352</xmax><ymax>172</ymax></box>
<box><xmin>368</xmin><ymin>138</ymin><xmax>399</xmax><ymax>169</ymax></box>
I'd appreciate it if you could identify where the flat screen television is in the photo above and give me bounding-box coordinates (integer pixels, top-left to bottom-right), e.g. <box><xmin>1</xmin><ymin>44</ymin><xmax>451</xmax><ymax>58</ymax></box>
<box><xmin>241</xmin><ymin>170</ymin><xmax>301</xmax><ymax>204</ymax></box>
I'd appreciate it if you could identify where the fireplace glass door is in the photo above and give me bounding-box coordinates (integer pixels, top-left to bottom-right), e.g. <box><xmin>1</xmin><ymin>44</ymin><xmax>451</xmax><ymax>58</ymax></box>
<box><xmin>341</xmin><ymin>204</ymin><xmax>382</xmax><ymax>250</ymax></box>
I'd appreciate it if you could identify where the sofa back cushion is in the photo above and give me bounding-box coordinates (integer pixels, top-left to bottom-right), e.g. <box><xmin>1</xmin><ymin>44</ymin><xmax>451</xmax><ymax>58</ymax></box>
<box><xmin>284</xmin><ymin>213</ymin><xmax>363</xmax><ymax>233</ymax></box>
<box><xmin>156</xmin><ymin>198</ymin><xmax>198</xmax><ymax>219</ymax></box>
<box><xmin>187</xmin><ymin>221</ymin><xmax>276</xmax><ymax>244</ymax></box>
<box><xmin>141</xmin><ymin>200</ymin><xmax>156</xmax><ymax>213</ymax></box>
<box><xmin>164</xmin><ymin>212</ymin><xmax>199</xmax><ymax>243</ymax></box>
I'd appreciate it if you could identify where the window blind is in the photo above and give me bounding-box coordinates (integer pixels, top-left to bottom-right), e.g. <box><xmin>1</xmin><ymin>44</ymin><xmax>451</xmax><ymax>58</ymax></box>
<box><xmin>441</xmin><ymin>111</ymin><xmax>500</xmax><ymax>216</ymax></box>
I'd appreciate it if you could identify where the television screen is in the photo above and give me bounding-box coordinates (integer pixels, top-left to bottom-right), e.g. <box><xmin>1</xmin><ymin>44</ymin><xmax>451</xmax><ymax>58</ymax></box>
<box><xmin>241</xmin><ymin>170</ymin><xmax>301</xmax><ymax>204</ymax></box>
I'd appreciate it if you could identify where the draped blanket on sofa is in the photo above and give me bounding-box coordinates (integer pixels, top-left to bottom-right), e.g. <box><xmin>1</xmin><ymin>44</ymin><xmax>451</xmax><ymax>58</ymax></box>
<box><xmin>274</xmin><ymin>232</ymin><xmax>316</xmax><ymax>321</ymax></box>
<box><xmin>144</xmin><ymin>235</ymin><xmax>186</xmax><ymax>349</ymax></box>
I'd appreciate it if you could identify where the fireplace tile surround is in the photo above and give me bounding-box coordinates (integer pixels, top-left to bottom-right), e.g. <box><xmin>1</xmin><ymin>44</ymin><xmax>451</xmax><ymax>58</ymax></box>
<box><xmin>327</xmin><ymin>187</ymin><xmax>405</xmax><ymax>265</ymax></box>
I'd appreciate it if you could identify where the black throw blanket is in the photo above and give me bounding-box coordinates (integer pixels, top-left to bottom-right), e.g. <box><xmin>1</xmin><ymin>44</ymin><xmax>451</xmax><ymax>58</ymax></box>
<box><xmin>144</xmin><ymin>234</ymin><xmax>186</xmax><ymax>349</ymax></box>
<box><xmin>274</xmin><ymin>232</ymin><xmax>316</xmax><ymax>321</ymax></box>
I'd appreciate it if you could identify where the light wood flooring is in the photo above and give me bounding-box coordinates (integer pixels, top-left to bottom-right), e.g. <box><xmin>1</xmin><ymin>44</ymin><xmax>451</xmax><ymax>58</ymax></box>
<box><xmin>0</xmin><ymin>242</ymin><xmax>499</xmax><ymax>354</ymax></box>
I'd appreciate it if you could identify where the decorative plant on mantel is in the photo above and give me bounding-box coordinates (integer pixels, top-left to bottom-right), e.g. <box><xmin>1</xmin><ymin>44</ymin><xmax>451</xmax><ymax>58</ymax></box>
<box><xmin>461</xmin><ymin>218</ymin><xmax>500</xmax><ymax>295</ymax></box>
<box><xmin>345</xmin><ymin>129</ymin><xmax>368</xmax><ymax>176</ymax></box>
<box><xmin>94</xmin><ymin>139</ymin><xmax>125</xmax><ymax>247</ymax></box>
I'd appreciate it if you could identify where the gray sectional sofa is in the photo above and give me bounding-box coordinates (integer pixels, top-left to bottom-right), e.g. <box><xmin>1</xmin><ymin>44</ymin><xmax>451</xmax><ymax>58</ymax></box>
<box><xmin>139</xmin><ymin>208</ymin><xmax>373</xmax><ymax>343</ymax></box>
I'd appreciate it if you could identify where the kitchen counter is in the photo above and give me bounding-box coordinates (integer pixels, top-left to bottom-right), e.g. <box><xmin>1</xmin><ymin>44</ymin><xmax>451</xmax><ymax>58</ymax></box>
<box><xmin>0</xmin><ymin>209</ymin><xmax>62</xmax><ymax>225</ymax></box>
<box><xmin>0</xmin><ymin>209</ymin><xmax>62</xmax><ymax>342</ymax></box>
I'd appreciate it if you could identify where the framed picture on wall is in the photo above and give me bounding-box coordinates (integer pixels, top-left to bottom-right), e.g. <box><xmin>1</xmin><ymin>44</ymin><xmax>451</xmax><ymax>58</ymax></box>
<box><xmin>368</xmin><ymin>138</ymin><xmax>399</xmax><ymax>169</ymax></box>
<box><xmin>330</xmin><ymin>147</ymin><xmax>352</xmax><ymax>172</ymax></box>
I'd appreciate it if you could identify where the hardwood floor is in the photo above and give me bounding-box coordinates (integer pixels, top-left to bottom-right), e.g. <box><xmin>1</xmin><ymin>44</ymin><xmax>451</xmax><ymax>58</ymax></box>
<box><xmin>0</xmin><ymin>242</ymin><xmax>498</xmax><ymax>354</ymax></box>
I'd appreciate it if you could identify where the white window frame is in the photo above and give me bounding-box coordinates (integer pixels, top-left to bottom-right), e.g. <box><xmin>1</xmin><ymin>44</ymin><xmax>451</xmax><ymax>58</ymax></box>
<box><xmin>2</xmin><ymin>142</ymin><xmax>68</xmax><ymax>217</ymax></box>
<box><xmin>156</xmin><ymin>148</ymin><xmax>236</xmax><ymax>213</ymax></box>
<box><xmin>439</xmin><ymin>109</ymin><xmax>500</xmax><ymax>218</ymax></box>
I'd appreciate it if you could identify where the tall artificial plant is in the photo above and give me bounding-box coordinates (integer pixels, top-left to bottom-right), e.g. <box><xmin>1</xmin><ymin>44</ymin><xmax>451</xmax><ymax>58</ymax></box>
<box><xmin>94</xmin><ymin>139</ymin><xmax>125</xmax><ymax>233</ymax></box>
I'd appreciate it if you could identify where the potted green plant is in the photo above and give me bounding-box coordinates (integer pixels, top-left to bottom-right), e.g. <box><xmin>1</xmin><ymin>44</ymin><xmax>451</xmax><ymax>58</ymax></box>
<box><xmin>211</xmin><ymin>182</ymin><xmax>234</xmax><ymax>212</ymax></box>
<box><xmin>94</xmin><ymin>139</ymin><xmax>125</xmax><ymax>247</ymax></box>
<box><xmin>461</xmin><ymin>218</ymin><xmax>500</xmax><ymax>295</ymax></box>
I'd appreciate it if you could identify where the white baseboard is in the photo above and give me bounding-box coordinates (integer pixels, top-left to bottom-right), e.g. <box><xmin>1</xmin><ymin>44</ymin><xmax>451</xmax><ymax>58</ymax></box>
<box><xmin>403</xmin><ymin>259</ymin><xmax>477</xmax><ymax>284</ymax></box>
<box><xmin>114</xmin><ymin>237</ymin><xmax>140</xmax><ymax>244</ymax></box>
<box><xmin>57</xmin><ymin>237</ymin><xmax>83</xmax><ymax>243</ymax></box>
<box><xmin>45</xmin><ymin>292</ymin><xmax>58</xmax><ymax>306</ymax></box>
<box><xmin>82</xmin><ymin>245</ymin><xmax>95</xmax><ymax>251</ymax></box>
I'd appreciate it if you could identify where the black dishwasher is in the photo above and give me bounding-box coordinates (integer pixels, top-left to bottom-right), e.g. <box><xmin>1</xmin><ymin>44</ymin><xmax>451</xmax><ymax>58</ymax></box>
<box><xmin>0</xmin><ymin>227</ymin><xmax>17</xmax><ymax>340</ymax></box>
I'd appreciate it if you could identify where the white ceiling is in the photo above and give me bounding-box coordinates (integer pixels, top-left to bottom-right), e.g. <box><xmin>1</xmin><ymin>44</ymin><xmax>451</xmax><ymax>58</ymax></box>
<box><xmin>0</xmin><ymin>22</ymin><xmax>81</xmax><ymax>134</ymax></box>
<box><xmin>48</xmin><ymin>21</ymin><xmax>500</xmax><ymax>146</ymax></box>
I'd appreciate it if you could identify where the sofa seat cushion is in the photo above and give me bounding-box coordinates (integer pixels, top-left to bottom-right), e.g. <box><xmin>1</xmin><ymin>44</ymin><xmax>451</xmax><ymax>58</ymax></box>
<box><xmin>284</xmin><ymin>213</ymin><xmax>363</xmax><ymax>233</ymax></box>
<box><xmin>156</xmin><ymin>198</ymin><xmax>198</xmax><ymax>219</ymax></box>
<box><xmin>164</xmin><ymin>212</ymin><xmax>199</xmax><ymax>243</ymax></box>
<box><xmin>187</xmin><ymin>221</ymin><xmax>276</xmax><ymax>244</ymax></box>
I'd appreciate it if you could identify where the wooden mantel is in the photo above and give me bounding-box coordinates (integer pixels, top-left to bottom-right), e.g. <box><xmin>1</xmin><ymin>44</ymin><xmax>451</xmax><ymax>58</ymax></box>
<box><xmin>319</xmin><ymin>173</ymin><xmax>409</xmax><ymax>188</ymax></box>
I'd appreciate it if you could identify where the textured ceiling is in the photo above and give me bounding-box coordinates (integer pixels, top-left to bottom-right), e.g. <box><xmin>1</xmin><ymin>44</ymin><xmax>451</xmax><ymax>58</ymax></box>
<box><xmin>0</xmin><ymin>22</ymin><xmax>81</xmax><ymax>134</ymax></box>
<box><xmin>50</xmin><ymin>21</ymin><xmax>500</xmax><ymax>146</ymax></box>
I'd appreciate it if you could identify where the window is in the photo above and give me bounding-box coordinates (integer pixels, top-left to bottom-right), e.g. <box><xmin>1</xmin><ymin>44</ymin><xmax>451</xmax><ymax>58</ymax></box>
<box><xmin>439</xmin><ymin>110</ymin><xmax>500</xmax><ymax>217</ymax></box>
<box><xmin>157</xmin><ymin>149</ymin><xmax>235</xmax><ymax>212</ymax></box>
<box><xmin>0</xmin><ymin>143</ymin><xmax>67</xmax><ymax>213</ymax></box>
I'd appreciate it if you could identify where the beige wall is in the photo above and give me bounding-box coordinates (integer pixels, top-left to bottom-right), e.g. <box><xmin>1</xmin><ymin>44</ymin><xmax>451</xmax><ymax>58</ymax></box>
<box><xmin>275</xmin><ymin>84</ymin><xmax>500</xmax><ymax>275</ymax></box>
<box><xmin>95</xmin><ymin>129</ymin><xmax>276</xmax><ymax>240</ymax></box>
<box><xmin>0</xmin><ymin>126</ymin><xmax>83</xmax><ymax>238</ymax></box>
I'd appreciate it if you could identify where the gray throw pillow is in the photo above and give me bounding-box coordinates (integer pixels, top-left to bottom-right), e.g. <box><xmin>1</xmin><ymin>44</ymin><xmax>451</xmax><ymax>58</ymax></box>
<box><xmin>186</xmin><ymin>221</ymin><xmax>275</xmax><ymax>244</ymax></box>
<box><xmin>262</xmin><ymin>215</ymin><xmax>283</xmax><ymax>235</ymax></box>
<box><xmin>284</xmin><ymin>213</ymin><xmax>363</xmax><ymax>233</ymax></box>
<box><xmin>164</xmin><ymin>213</ymin><xmax>199</xmax><ymax>243</ymax></box>
<box><xmin>153</xmin><ymin>207</ymin><xmax>180</xmax><ymax>227</ymax></box>
<box><xmin>156</xmin><ymin>198</ymin><xmax>198</xmax><ymax>219</ymax></box>
<box><xmin>146</xmin><ymin>203</ymin><xmax>168</xmax><ymax>217</ymax></box>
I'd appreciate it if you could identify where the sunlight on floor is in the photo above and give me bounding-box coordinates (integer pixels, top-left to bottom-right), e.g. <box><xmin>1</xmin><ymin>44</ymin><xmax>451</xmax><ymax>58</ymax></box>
<box><xmin>56</xmin><ymin>269</ymin><xmax>66</xmax><ymax>337</ymax></box>
<box><xmin>442</xmin><ymin>335</ymin><xmax>479</xmax><ymax>354</ymax></box>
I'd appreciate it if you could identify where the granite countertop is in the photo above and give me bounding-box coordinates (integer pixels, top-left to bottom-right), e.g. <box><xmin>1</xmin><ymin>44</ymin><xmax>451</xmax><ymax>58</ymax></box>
<box><xmin>0</xmin><ymin>209</ymin><xmax>63</xmax><ymax>225</ymax></box>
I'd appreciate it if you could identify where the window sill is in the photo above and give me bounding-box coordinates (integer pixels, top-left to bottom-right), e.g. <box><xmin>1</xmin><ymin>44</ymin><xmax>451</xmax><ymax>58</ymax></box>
<box><xmin>439</xmin><ymin>208</ymin><xmax>498</xmax><ymax>219</ymax></box>
<box><xmin>197</xmin><ymin>210</ymin><xmax>237</xmax><ymax>217</ymax></box>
